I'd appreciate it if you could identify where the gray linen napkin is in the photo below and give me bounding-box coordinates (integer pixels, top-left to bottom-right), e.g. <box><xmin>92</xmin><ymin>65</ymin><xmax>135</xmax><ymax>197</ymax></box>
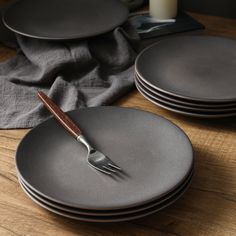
<box><xmin>0</xmin><ymin>24</ymin><xmax>139</xmax><ymax>128</ymax></box>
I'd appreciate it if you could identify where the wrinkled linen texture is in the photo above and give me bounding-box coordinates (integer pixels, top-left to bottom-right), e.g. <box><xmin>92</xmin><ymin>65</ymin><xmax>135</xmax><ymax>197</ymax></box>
<box><xmin>0</xmin><ymin>24</ymin><xmax>138</xmax><ymax>128</ymax></box>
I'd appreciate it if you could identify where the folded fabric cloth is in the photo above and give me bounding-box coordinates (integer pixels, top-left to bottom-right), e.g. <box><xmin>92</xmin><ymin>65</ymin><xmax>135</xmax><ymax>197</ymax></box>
<box><xmin>0</xmin><ymin>23</ymin><xmax>139</xmax><ymax>129</ymax></box>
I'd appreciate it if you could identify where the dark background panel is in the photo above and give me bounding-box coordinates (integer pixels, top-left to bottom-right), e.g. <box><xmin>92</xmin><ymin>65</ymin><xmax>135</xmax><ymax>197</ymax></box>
<box><xmin>179</xmin><ymin>0</ymin><xmax>236</xmax><ymax>18</ymax></box>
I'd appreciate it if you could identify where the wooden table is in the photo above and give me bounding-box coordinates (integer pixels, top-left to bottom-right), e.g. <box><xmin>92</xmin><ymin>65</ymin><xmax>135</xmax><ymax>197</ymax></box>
<box><xmin>1</xmin><ymin>13</ymin><xmax>236</xmax><ymax>236</ymax></box>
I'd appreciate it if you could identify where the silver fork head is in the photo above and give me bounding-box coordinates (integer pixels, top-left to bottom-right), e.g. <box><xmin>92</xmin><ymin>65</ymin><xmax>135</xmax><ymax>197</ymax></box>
<box><xmin>87</xmin><ymin>150</ymin><xmax>122</xmax><ymax>175</ymax></box>
<box><xmin>77</xmin><ymin>135</ymin><xmax>122</xmax><ymax>175</ymax></box>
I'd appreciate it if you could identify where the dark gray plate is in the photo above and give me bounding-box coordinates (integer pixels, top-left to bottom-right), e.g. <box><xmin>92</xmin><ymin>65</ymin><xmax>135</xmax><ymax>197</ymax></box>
<box><xmin>3</xmin><ymin>0</ymin><xmax>128</xmax><ymax>40</ymax></box>
<box><xmin>135</xmin><ymin>36</ymin><xmax>236</xmax><ymax>103</ymax></box>
<box><xmin>135</xmin><ymin>76</ymin><xmax>236</xmax><ymax>112</ymax></box>
<box><xmin>135</xmin><ymin>82</ymin><xmax>236</xmax><ymax>118</ymax></box>
<box><xmin>16</xmin><ymin>107</ymin><xmax>193</xmax><ymax>210</ymax></box>
<box><xmin>18</xmin><ymin>168</ymin><xmax>193</xmax><ymax>216</ymax></box>
<box><xmin>136</xmin><ymin>73</ymin><xmax>236</xmax><ymax>108</ymax></box>
<box><xmin>19</xmin><ymin>173</ymin><xmax>192</xmax><ymax>222</ymax></box>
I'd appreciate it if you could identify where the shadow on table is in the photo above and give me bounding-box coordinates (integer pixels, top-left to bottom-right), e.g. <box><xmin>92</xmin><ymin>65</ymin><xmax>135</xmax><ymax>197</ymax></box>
<box><xmin>49</xmin><ymin>147</ymin><xmax>234</xmax><ymax>235</ymax></box>
<box><xmin>130</xmin><ymin>146</ymin><xmax>235</xmax><ymax>234</ymax></box>
<box><xmin>168</xmin><ymin>111</ymin><xmax>236</xmax><ymax>132</ymax></box>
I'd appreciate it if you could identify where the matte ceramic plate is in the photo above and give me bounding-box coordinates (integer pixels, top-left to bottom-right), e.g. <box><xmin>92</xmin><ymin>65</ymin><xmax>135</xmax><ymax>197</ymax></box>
<box><xmin>135</xmin><ymin>76</ymin><xmax>236</xmax><ymax>113</ymax></box>
<box><xmin>135</xmin><ymin>36</ymin><xmax>236</xmax><ymax>103</ymax></box>
<box><xmin>19</xmin><ymin>174</ymin><xmax>192</xmax><ymax>222</ymax></box>
<box><xmin>16</xmin><ymin>107</ymin><xmax>193</xmax><ymax>210</ymax></box>
<box><xmin>136</xmin><ymin>74</ymin><xmax>236</xmax><ymax>108</ymax></box>
<box><xmin>3</xmin><ymin>0</ymin><xmax>128</xmax><ymax>40</ymax></box>
<box><xmin>135</xmin><ymin>83</ymin><xmax>236</xmax><ymax>118</ymax></box>
<box><xmin>18</xmin><ymin>168</ymin><xmax>193</xmax><ymax>216</ymax></box>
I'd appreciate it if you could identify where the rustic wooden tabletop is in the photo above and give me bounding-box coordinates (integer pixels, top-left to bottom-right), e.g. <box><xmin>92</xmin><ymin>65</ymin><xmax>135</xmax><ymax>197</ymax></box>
<box><xmin>0</xmin><ymin>11</ymin><xmax>236</xmax><ymax>236</ymax></box>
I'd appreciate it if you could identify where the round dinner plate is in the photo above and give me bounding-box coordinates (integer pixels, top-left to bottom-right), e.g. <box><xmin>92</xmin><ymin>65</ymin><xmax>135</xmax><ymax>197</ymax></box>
<box><xmin>135</xmin><ymin>76</ymin><xmax>236</xmax><ymax>113</ymax></box>
<box><xmin>3</xmin><ymin>0</ymin><xmax>128</xmax><ymax>40</ymax></box>
<box><xmin>19</xmin><ymin>174</ymin><xmax>192</xmax><ymax>222</ymax></box>
<box><xmin>16</xmin><ymin>107</ymin><xmax>193</xmax><ymax>210</ymax></box>
<box><xmin>135</xmin><ymin>82</ymin><xmax>236</xmax><ymax>118</ymax></box>
<box><xmin>18</xmin><ymin>168</ymin><xmax>193</xmax><ymax>216</ymax></box>
<box><xmin>135</xmin><ymin>36</ymin><xmax>236</xmax><ymax>103</ymax></box>
<box><xmin>136</xmin><ymin>74</ymin><xmax>236</xmax><ymax>108</ymax></box>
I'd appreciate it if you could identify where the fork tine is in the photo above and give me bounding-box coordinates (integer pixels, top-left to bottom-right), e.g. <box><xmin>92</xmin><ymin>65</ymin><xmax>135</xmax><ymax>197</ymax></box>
<box><xmin>103</xmin><ymin>165</ymin><xmax>117</xmax><ymax>173</ymax></box>
<box><xmin>99</xmin><ymin>168</ymin><xmax>112</xmax><ymax>175</ymax></box>
<box><xmin>108</xmin><ymin>162</ymin><xmax>122</xmax><ymax>170</ymax></box>
<box><xmin>88</xmin><ymin>162</ymin><xmax>112</xmax><ymax>175</ymax></box>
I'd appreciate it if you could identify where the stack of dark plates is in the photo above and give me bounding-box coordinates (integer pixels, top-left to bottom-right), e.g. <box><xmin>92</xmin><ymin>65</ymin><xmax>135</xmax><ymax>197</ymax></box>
<box><xmin>135</xmin><ymin>36</ymin><xmax>236</xmax><ymax>118</ymax></box>
<box><xmin>16</xmin><ymin>107</ymin><xmax>193</xmax><ymax>222</ymax></box>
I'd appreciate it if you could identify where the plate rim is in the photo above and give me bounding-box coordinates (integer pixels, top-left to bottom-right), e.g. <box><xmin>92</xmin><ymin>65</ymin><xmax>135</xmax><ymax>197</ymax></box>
<box><xmin>135</xmin><ymin>35</ymin><xmax>236</xmax><ymax>103</ymax></box>
<box><xmin>135</xmin><ymin>81</ymin><xmax>236</xmax><ymax>118</ymax></box>
<box><xmin>19</xmin><ymin>169</ymin><xmax>193</xmax><ymax>216</ymax></box>
<box><xmin>135</xmin><ymin>76</ymin><xmax>236</xmax><ymax>112</ymax></box>
<box><xmin>2</xmin><ymin>0</ymin><xmax>129</xmax><ymax>40</ymax></box>
<box><xmin>136</xmin><ymin>74</ymin><xmax>236</xmax><ymax>108</ymax></box>
<box><xmin>19</xmin><ymin>174</ymin><xmax>192</xmax><ymax>222</ymax></box>
<box><xmin>18</xmin><ymin>166</ymin><xmax>194</xmax><ymax>216</ymax></box>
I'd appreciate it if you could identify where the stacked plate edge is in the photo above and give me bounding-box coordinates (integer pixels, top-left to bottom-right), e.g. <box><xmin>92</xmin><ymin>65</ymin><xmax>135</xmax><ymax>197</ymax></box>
<box><xmin>135</xmin><ymin>36</ymin><xmax>236</xmax><ymax>118</ymax></box>
<box><xmin>16</xmin><ymin>107</ymin><xmax>194</xmax><ymax>222</ymax></box>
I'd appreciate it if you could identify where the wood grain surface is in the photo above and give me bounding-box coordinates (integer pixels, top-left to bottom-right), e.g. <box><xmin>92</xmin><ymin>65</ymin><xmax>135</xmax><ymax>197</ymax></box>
<box><xmin>0</xmin><ymin>11</ymin><xmax>236</xmax><ymax>236</ymax></box>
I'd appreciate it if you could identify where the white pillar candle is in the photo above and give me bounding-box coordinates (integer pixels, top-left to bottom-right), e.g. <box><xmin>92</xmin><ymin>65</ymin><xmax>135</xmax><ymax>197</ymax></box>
<box><xmin>150</xmin><ymin>0</ymin><xmax>178</xmax><ymax>19</ymax></box>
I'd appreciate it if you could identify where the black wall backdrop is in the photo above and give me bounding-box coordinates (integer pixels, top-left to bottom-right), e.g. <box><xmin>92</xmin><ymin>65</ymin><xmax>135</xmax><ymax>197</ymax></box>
<box><xmin>178</xmin><ymin>0</ymin><xmax>236</xmax><ymax>18</ymax></box>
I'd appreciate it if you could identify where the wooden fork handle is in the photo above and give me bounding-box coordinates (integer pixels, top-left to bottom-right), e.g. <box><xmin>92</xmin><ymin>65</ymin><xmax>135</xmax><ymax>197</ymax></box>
<box><xmin>38</xmin><ymin>91</ymin><xmax>81</xmax><ymax>139</ymax></box>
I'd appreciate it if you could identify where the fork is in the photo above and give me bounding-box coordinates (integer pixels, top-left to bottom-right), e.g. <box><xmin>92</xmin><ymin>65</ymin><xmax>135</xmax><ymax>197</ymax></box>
<box><xmin>37</xmin><ymin>91</ymin><xmax>122</xmax><ymax>175</ymax></box>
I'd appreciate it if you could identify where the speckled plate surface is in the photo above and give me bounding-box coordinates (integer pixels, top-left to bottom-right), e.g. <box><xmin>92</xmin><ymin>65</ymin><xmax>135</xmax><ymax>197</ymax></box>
<box><xmin>135</xmin><ymin>36</ymin><xmax>236</xmax><ymax>103</ymax></box>
<box><xmin>16</xmin><ymin>107</ymin><xmax>193</xmax><ymax>210</ymax></box>
<box><xmin>3</xmin><ymin>0</ymin><xmax>128</xmax><ymax>40</ymax></box>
